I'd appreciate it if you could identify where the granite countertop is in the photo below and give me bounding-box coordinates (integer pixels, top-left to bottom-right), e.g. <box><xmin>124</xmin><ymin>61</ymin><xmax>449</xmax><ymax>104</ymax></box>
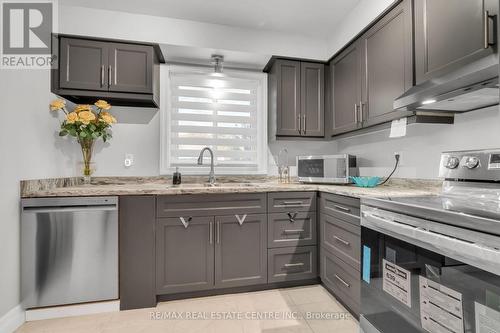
<box><xmin>20</xmin><ymin>176</ymin><xmax>442</xmax><ymax>199</ymax></box>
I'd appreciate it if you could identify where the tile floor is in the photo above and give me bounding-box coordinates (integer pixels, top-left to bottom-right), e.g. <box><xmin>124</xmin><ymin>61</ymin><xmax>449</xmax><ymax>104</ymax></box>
<box><xmin>15</xmin><ymin>285</ymin><xmax>359</xmax><ymax>333</ymax></box>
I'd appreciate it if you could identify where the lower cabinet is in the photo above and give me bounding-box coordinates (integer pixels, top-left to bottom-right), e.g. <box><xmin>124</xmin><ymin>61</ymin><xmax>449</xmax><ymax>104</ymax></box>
<box><xmin>156</xmin><ymin>216</ymin><xmax>215</xmax><ymax>294</ymax></box>
<box><xmin>156</xmin><ymin>213</ymin><xmax>267</xmax><ymax>295</ymax></box>
<box><xmin>320</xmin><ymin>248</ymin><xmax>360</xmax><ymax>315</ymax></box>
<box><xmin>268</xmin><ymin>246</ymin><xmax>318</xmax><ymax>283</ymax></box>
<box><xmin>215</xmin><ymin>214</ymin><xmax>267</xmax><ymax>288</ymax></box>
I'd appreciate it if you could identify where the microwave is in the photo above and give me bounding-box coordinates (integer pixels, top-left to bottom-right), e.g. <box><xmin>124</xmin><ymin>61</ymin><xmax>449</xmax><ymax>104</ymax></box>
<box><xmin>297</xmin><ymin>154</ymin><xmax>358</xmax><ymax>184</ymax></box>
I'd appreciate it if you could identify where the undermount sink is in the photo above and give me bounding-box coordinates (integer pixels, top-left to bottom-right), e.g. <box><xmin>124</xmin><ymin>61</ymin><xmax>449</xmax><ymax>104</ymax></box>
<box><xmin>174</xmin><ymin>183</ymin><xmax>260</xmax><ymax>188</ymax></box>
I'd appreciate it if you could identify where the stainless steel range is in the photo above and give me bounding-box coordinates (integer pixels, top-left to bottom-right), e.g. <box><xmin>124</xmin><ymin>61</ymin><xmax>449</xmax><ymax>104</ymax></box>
<box><xmin>360</xmin><ymin>149</ymin><xmax>500</xmax><ymax>333</ymax></box>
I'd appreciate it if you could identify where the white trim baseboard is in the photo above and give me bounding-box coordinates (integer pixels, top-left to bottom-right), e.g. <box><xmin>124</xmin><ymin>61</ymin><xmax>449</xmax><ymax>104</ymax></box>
<box><xmin>0</xmin><ymin>304</ymin><xmax>25</xmax><ymax>333</ymax></box>
<box><xmin>25</xmin><ymin>300</ymin><xmax>120</xmax><ymax>322</ymax></box>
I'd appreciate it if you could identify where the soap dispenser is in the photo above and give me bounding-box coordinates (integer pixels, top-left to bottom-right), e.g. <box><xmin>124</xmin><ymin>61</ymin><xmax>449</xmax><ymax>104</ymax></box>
<box><xmin>173</xmin><ymin>167</ymin><xmax>182</xmax><ymax>185</ymax></box>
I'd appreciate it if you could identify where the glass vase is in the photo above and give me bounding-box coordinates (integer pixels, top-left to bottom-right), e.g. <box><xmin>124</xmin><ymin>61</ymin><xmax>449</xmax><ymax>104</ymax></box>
<box><xmin>80</xmin><ymin>139</ymin><xmax>95</xmax><ymax>185</ymax></box>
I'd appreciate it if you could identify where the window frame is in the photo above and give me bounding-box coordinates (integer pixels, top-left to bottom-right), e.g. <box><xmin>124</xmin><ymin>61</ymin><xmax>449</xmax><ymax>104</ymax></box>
<box><xmin>160</xmin><ymin>64</ymin><xmax>268</xmax><ymax>175</ymax></box>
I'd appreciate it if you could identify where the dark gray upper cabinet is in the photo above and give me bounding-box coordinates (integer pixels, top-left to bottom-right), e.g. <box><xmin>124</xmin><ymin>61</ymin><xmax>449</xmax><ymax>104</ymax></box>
<box><xmin>53</xmin><ymin>35</ymin><xmax>164</xmax><ymax>108</ymax></box>
<box><xmin>415</xmin><ymin>0</ymin><xmax>498</xmax><ymax>85</ymax></box>
<box><xmin>156</xmin><ymin>216</ymin><xmax>215</xmax><ymax>295</ymax></box>
<box><xmin>275</xmin><ymin>60</ymin><xmax>301</xmax><ymax>136</ymax></box>
<box><xmin>59</xmin><ymin>38</ymin><xmax>109</xmax><ymax>91</ymax></box>
<box><xmin>301</xmin><ymin>62</ymin><xmax>325</xmax><ymax>137</ymax></box>
<box><xmin>268</xmin><ymin>59</ymin><xmax>325</xmax><ymax>138</ymax></box>
<box><xmin>361</xmin><ymin>0</ymin><xmax>413</xmax><ymax>127</ymax></box>
<box><xmin>109</xmin><ymin>43</ymin><xmax>154</xmax><ymax>94</ymax></box>
<box><xmin>330</xmin><ymin>42</ymin><xmax>362</xmax><ymax>136</ymax></box>
<box><xmin>215</xmin><ymin>214</ymin><xmax>267</xmax><ymax>289</ymax></box>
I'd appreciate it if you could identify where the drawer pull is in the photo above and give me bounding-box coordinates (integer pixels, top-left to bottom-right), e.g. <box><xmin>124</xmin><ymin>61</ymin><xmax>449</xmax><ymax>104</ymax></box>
<box><xmin>283</xmin><ymin>229</ymin><xmax>304</xmax><ymax>234</ymax></box>
<box><xmin>334</xmin><ymin>236</ymin><xmax>350</xmax><ymax>246</ymax></box>
<box><xmin>179</xmin><ymin>216</ymin><xmax>192</xmax><ymax>228</ymax></box>
<box><xmin>235</xmin><ymin>214</ymin><xmax>247</xmax><ymax>225</ymax></box>
<box><xmin>284</xmin><ymin>263</ymin><xmax>305</xmax><ymax>269</ymax></box>
<box><xmin>335</xmin><ymin>274</ymin><xmax>351</xmax><ymax>288</ymax></box>
<box><xmin>334</xmin><ymin>204</ymin><xmax>351</xmax><ymax>213</ymax></box>
<box><xmin>287</xmin><ymin>212</ymin><xmax>298</xmax><ymax>222</ymax></box>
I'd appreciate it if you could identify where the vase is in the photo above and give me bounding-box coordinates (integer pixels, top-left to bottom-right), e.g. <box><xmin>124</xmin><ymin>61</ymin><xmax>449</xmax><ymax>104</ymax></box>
<box><xmin>79</xmin><ymin>138</ymin><xmax>95</xmax><ymax>185</ymax></box>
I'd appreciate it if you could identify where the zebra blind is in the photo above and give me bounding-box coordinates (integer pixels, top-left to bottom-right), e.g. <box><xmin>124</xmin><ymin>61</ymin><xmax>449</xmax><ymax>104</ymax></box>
<box><xmin>164</xmin><ymin>68</ymin><xmax>266</xmax><ymax>174</ymax></box>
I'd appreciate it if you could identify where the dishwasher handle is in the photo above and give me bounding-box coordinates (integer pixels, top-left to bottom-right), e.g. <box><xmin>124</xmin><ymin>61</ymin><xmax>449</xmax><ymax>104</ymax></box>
<box><xmin>23</xmin><ymin>205</ymin><xmax>118</xmax><ymax>213</ymax></box>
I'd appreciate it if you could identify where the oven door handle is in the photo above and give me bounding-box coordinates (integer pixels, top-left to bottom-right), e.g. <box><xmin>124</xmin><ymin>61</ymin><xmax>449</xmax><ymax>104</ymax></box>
<box><xmin>362</xmin><ymin>211</ymin><xmax>500</xmax><ymax>276</ymax></box>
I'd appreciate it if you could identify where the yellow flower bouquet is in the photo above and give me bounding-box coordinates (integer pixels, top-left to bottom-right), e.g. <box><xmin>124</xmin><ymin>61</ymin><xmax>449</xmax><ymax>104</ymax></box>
<box><xmin>50</xmin><ymin>99</ymin><xmax>117</xmax><ymax>183</ymax></box>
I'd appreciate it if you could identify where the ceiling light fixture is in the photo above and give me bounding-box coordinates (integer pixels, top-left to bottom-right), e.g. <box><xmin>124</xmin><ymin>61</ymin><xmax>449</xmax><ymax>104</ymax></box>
<box><xmin>210</xmin><ymin>54</ymin><xmax>224</xmax><ymax>77</ymax></box>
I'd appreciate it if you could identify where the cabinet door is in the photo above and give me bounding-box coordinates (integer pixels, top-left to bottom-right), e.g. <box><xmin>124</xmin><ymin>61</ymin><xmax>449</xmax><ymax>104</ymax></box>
<box><xmin>301</xmin><ymin>62</ymin><xmax>325</xmax><ymax>137</ymax></box>
<box><xmin>156</xmin><ymin>216</ymin><xmax>215</xmax><ymax>294</ymax></box>
<box><xmin>331</xmin><ymin>42</ymin><xmax>362</xmax><ymax>136</ymax></box>
<box><xmin>415</xmin><ymin>0</ymin><xmax>498</xmax><ymax>84</ymax></box>
<box><xmin>119</xmin><ymin>196</ymin><xmax>156</xmax><ymax>310</ymax></box>
<box><xmin>361</xmin><ymin>0</ymin><xmax>413</xmax><ymax>127</ymax></box>
<box><xmin>59</xmin><ymin>38</ymin><xmax>109</xmax><ymax>91</ymax></box>
<box><xmin>108</xmin><ymin>43</ymin><xmax>154</xmax><ymax>94</ymax></box>
<box><xmin>276</xmin><ymin>60</ymin><xmax>301</xmax><ymax>136</ymax></box>
<box><xmin>215</xmin><ymin>214</ymin><xmax>267</xmax><ymax>288</ymax></box>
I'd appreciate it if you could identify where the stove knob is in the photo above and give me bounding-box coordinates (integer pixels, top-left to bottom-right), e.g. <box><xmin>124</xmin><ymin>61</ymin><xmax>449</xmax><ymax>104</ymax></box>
<box><xmin>445</xmin><ymin>156</ymin><xmax>460</xmax><ymax>169</ymax></box>
<box><xmin>464</xmin><ymin>156</ymin><xmax>480</xmax><ymax>169</ymax></box>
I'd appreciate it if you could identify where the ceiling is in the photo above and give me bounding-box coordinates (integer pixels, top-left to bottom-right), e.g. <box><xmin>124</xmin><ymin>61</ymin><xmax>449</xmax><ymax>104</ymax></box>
<box><xmin>62</xmin><ymin>0</ymin><xmax>361</xmax><ymax>38</ymax></box>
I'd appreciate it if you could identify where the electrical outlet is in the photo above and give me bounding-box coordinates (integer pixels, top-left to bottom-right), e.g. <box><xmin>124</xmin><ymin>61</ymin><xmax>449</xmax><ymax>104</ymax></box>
<box><xmin>394</xmin><ymin>152</ymin><xmax>402</xmax><ymax>166</ymax></box>
<box><xmin>124</xmin><ymin>154</ymin><xmax>134</xmax><ymax>167</ymax></box>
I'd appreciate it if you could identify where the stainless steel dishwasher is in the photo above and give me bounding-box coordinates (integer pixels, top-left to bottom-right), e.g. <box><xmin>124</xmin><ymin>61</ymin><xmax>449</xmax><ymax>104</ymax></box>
<box><xmin>21</xmin><ymin>196</ymin><xmax>118</xmax><ymax>309</ymax></box>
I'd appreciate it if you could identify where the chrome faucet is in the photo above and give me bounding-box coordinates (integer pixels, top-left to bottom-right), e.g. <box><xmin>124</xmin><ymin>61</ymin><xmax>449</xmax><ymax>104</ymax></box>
<box><xmin>197</xmin><ymin>147</ymin><xmax>216</xmax><ymax>185</ymax></box>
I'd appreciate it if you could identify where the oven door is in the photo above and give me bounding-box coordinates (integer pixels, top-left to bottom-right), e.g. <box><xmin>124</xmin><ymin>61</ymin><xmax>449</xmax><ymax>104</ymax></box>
<box><xmin>360</xmin><ymin>205</ymin><xmax>500</xmax><ymax>333</ymax></box>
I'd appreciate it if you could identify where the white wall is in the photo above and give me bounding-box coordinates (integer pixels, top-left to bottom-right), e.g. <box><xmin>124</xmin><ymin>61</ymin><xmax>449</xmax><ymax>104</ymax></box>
<box><xmin>336</xmin><ymin>105</ymin><xmax>500</xmax><ymax>179</ymax></box>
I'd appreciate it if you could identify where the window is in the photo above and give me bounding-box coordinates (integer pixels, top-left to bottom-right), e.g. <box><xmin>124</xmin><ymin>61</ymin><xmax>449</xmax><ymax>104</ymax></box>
<box><xmin>160</xmin><ymin>65</ymin><xmax>267</xmax><ymax>175</ymax></box>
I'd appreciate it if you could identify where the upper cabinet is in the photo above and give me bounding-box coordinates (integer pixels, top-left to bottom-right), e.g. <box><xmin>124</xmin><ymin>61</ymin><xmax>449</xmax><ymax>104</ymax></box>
<box><xmin>360</xmin><ymin>0</ymin><xmax>414</xmax><ymax>127</ymax></box>
<box><xmin>268</xmin><ymin>59</ymin><xmax>325</xmax><ymax>138</ymax></box>
<box><xmin>53</xmin><ymin>35</ymin><xmax>164</xmax><ymax>108</ymax></box>
<box><xmin>328</xmin><ymin>0</ymin><xmax>416</xmax><ymax>136</ymax></box>
<box><xmin>329</xmin><ymin>42</ymin><xmax>363</xmax><ymax>136</ymax></box>
<box><xmin>414</xmin><ymin>0</ymin><xmax>498</xmax><ymax>84</ymax></box>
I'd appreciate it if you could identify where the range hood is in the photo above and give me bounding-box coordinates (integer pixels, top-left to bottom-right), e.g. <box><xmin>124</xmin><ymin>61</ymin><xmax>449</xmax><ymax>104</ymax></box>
<box><xmin>394</xmin><ymin>54</ymin><xmax>499</xmax><ymax>112</ymax></box>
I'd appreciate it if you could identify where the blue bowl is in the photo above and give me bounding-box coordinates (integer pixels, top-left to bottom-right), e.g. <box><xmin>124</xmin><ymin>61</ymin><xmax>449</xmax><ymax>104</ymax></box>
<box><xmin>350</xmin><ymin>176</ymin><xmax>381</xmax><ymax>188</ymax></box>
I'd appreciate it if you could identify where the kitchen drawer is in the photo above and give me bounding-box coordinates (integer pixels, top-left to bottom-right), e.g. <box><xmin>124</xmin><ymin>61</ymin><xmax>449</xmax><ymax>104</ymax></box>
<box><xmin>319</xmin><ymin>192</ymin><xmax>360</xmax><ymax>224</ymax></box>
<box><xmin>268</xmin><ymin>212</ymin><xmax>317</xmax><ymax>248</ymax></box>
<box><xmin>320</xmin><ymin>213</ymin><xmax>360</xmax><ymax>270</ymax></box>
<box><xmin>320</xmin><ymin>248</ymin><xmax>360</xmax><ymax>315</ymax></box>
<box><xmin>268</xmin><ymin>246</ymin><xmax>318</xmax><ymax>283</ymax></box>
<box><xmin>268</xmin><ymin>192</ymin><xmax>317</xmax><ymax>213</ymax></box>
<box><xmin>156</xmin><ymin>193</ymin><xmax>266</xmax><ymax>218</ymax></box>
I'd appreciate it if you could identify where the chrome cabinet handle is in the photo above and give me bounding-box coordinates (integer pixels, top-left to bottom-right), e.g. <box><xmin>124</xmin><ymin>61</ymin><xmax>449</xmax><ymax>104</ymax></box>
<box><xmin>335</xmin><ymin>274</ymin><xmax>351</xmax><ymax>288</ymax></box>
<box><xmin>108</xmin><ymin>65</ymin><xmax>112</xmax><ymax>87</ymax></box>
<box><xmin>209</xmin><ymin>222</ymin><xmax>213</xmax><ymax>244</ymax></box>
<box><xmin>101</xmin><ymin>65</ymin><xmax>105</xmax><ymax>87</ymax></box>
<box><xmin>235</xmin><ymin>214</ymin><xmax>247</xmax><ymax>225</ymax></box>
<box><xmin>284</xmin><ymin>263</ymin><xmax>304</xmax><ymax>268</ymax></box>
<box><xmin>302</xmin><ymin>115</ymin><xmax>306</xmax><ymax>135</ymax></box>
<box><xmin>354</xmin><ymin>103</ymin><xmax>358</xmax><ymax>123</ymax></box>
<box><xmin>216</xmin><ymin>221</ymin><xmax>221</xmax><ymax>244</ymax></box>
<box><xmin>334</xmin><ymin>204</ymin><xmax>351</xmax><ymax>213</ymax></box>
<box><xmin>359</xmin><ymin>100</ymin><xmax>364</xmax><ymax>123</ymax></box>
<box><xmin>283</xmin><ymin>229</ymin><xmax>304</xmax><ymax>234</ymax></box>
<box><xmin>484</xmin><ymin>11</ymin><xmax>496</xmax><ymax>48</ymax></box>
<box><xmin>334</xmin><ymin>236</ymin><xmax>350</xmax><ymax>246</ymax></box>
<box><xmin>297</xmin><ymin>115</ymin><xmax>302</xmax><ymax>135</ymax></box>
<box><xmin>283</xmin><ymin>201</ymin><xmax>304</xmax><ymax>206</ymax></box>
<box><xmin>179</xmin><ymin>216</ymin><xmax>192</xmax><ymax>228</ymax></box>
<box><xmin>287</xmin><ymin>212</ymin><xmax>298</xmax><ymax>222</ymax></box>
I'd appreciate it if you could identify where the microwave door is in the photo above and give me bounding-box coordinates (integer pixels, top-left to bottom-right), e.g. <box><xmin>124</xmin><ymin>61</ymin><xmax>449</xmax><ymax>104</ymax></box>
<box><xmin>325</xmin><ymin>158</ymin><xmax>347</xmax><ymax>179</ymax></box>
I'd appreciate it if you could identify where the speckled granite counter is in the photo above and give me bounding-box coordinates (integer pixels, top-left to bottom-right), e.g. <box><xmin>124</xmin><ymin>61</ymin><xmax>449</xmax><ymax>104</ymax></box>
<box><xmin>20</xmin><ymin>176</ymin><xmax>442</xmax><ymax>199</ymax></box>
